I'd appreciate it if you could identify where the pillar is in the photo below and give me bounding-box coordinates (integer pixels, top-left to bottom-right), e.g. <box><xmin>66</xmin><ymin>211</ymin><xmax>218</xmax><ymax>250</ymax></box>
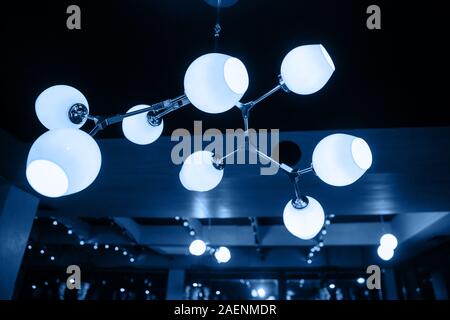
<box><xmin>431</xmin><ymin>271</ymin><xmax>449</xmax><ymax>300</ymax></box>
<box><xmin>382</xmin><ymin>268</ymin><xmax>399</xmax><ymax>300</ymax></box>
<box><xmin>0</xmin><ymin>181</ymin><xmax>39</xmax><ymax>299</ymax></box>
<box><xmin>166</xmin><ymin>269</ymin><xmax>186</xmax><ymax>300</ymax></box>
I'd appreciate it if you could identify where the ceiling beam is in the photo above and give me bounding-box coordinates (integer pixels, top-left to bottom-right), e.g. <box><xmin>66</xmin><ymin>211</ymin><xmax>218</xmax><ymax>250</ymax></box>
<box><xmin>112</xmin><ymin>218</ymin><xmax>141</xmax><ymax>244</ymax></box>
<box><xmin>26</xmin><ymin>127</ymin><xmax>450</xmax><ymax>219</ymax></box>
<box><xmin>35</xmin><ymin>222</ymin><xmax>384</xmax><ymax>247</ymax></box>
<box><xmin>391</xmin><ymin>212</ymin><xmax>450</xmax><ymax>243</ymax></box>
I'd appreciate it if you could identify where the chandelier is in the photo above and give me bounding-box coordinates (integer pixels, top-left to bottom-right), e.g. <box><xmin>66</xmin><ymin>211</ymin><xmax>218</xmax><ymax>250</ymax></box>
<box><xmin>25</xmin><ymin>2</ymin><xmax>373</xmax><ymax>244</ymax></box>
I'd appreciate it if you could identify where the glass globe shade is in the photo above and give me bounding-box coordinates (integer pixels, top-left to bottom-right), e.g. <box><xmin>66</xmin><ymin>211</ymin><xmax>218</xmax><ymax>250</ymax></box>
<box><xmin>184</xmin><ymin>53</ymin><xmax>249</xmax><ymax>114</ymax></box>
<box><xmin>380</xmin><ymin>233</ymin><xmax>398</xmax><ymax>250</ymax></box>
<box><xmin>283</xmin><ymin>196</ymin><xmax>325</xmax><ymax>240</ymax></box>
<box><xmin>179</xmin><ymin>151</ymin><xmax>224</xmax><ymax>192</ymax></box>
<box><xmin>257</xmin><ymin>288</ymin><xmax>266</xmax><ymax>298</ymax></box>
<box><xmin>280</xmin><ymin>44</ymin><xmax>335</xmax><ymax>95</ymax></box>
<box><xmin>35</xmin><ymin>85</ymin><xmax>89</xmax><ymax>130</ymax></box>
<box><xmin>122</xmin><ymin>105</ymin><xmax>164</xmax><ymax>145</ymax></box>
<box><xmin>312</xmin><ymin>134</ymin><xmax>372</xmax><ymax>187</ymax></box>
<box><xmin>214</xmin><ymin>246</ymin><xmax>231</xmax><ymax>263</ymax></box>
<box><xmin>377</xmin><ymin>245</ymin><xmax>394</xmax><ymax>261</ymax></box>
<box><xmin>189</xmin><ymin>239</ymin><xmax>206</xmax><ymax>256</ymax></box>
<box><xmin>26</xmin><ymin>129</ymin><xmax>102</xmax><ymax>197</ymax></box>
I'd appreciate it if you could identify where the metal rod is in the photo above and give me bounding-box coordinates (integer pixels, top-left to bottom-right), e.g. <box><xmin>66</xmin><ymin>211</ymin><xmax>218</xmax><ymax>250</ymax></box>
<box><xmin>155</xmin><ymin>95</ymin><xmax>190</xmax><ymax>119</ymax></box>
<box><xmin>240</xmin><ymin>105</ymin><xmax>251</xmax><ymax>152</ymax></box>
<box><xmin>251</xmin><ymin>84</ymin><xmax>282</xmax><ymax>107</ymax></box>
<box><xmin>214</xmin><ymin>0</ymin><xmax>222</xmax><ymax>52</ymax></box>
<box><xmin>247</xmin><ymin>143</ymin><xmax>299</xmax><ymax>174</ymax></box>
<box><xmin>243</xmin><ymin>113</ymin><xmax>249</xmax><ymax>133</ymax></box>
<box><xmin>121</xmin><ymin>102</ymin><xmax>167</xmax><ymax>119</ymax></box>
<box><xmin>87</xmin><ymin>115</ymin><xmax>99</xmax><ymax>122</ymax></box>
<box><xmin>293</xmin><ymin>176</ymin><xmax>302</xmax><ymax>201</ymax></box>
<box><xmin>252</xmin><ymin>145</ymin><xmax>282</xmax><ymax>168</ymax></box>
<box><xmin>291</xmin><ymin>175</ymin><xmax>309</xmax><ymax>209</ymax></box>
<box><xmin>216</xmin><ymin>147</ymin><xmax>240</xmax><ymax>163</ymax></box>
<box><xmin>297</xmin><ymin>165</ymin><xmax>314</xmax><ymax>175</ymax></box>
<box><xmin>88</xmin><ymin>95</ymin><xmax>190</xmax><ymax>137</ymax></box>
<box><xmin>154</xmin><ymin>107</ymin><xmax>174</xmax><ymax>119</ymax></box>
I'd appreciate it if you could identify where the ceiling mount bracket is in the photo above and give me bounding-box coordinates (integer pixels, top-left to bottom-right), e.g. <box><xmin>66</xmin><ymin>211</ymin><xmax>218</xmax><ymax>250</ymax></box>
<box><xmin>204</xmin><ymin>0</ymin><xmax>239</xmax><ymax>8</ymax></box>
<box><xmin>68</xmin><ymin>103</ymin><xmax>89</xmax><ymax>125</ymax></box>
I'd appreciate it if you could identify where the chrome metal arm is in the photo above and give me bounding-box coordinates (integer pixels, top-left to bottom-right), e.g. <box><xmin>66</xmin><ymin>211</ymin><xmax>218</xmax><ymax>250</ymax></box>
<box><xmin>215</xmin><ymin>148</ymin><xmax>241</xmax><ymax>163</ymax></box>
<box><xmin>249</xmin><ymin>141</ymin><xmax>309</xmax><ymax>208</ymax></box>
<box><xmin>248</xmin><ymin>143</ymin><xmax>313</xmax><ymax>177</ymax></box>
<box><xmin>239</xmin><ymin>84</ymin><xmax>282</xmax><ymax>113</ymax></box>
<box><xmin>88</xmin><ymin>94</ymin><xmax>190</xmax><ymax>137</ymax></box>
<box><xmin>238</xmin><ymin>75</ymin><xmax>289</xmax><ymax>112</ymax></box>
<box><xmin>238</xmin><ymin>99</ymin><xmax>313</xmax><ymax>177</ymax></box>
<box><xmin>152</xmin><ymin>95</ymin><xmax>190</xmax><ymax>120</ymax></box>
<box><xmin>251</xmin><ymin>145</ymin><xmax>282</xmax><ymax>169</ymax></box>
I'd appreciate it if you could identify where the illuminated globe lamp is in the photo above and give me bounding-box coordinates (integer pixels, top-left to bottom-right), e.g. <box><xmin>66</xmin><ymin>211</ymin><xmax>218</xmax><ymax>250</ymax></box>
<box><xmin>377</xmin><ymin>233</ymin><xmax>398</xmax><ymax>261</ymax></box>
<box><xmin>380</xmin><ymin>233</ymin><xmax>398</xmax><ymax>250</ymax></box>
<box><xmin>184</xmin><ymin>53</ymin><xmax>249</xmax><ymax>114</ymax></box>
<box><xmin>214</xmin><ymin>246</ymin><xmax>231</xmax><ymax>263</ymax></box>
<box><xmin>179</xmin><ymin>151</ymin><xmax>224</xmax><ymax>192</ymax></box>
<box><xmin>35</xmin><ymin>85</ymin><xmax>90</xmax><ymax>130</ymax></box>
<box><xmin>189</xmin><ymin>239</ymin><xmax>207</xmax><ymax>256</ymax></box>
<box><xmin>312</xmin><ymin>134</ymin><xmax>373</xmax><ymax>187</ymax></box>
<box><xmin>122</xmin><ymin>104</ymin><xmax>164</xmax><ymax>145</ymax></box>
<box><xmin>377</xmin><ymin>245</ymin><xmax>394</xmax><ymax>261</ymax></box>
<box><xmin>280</xmin><ymin>44</ymin><xmax>335</xmax><ymax>95</ymax></box>
<box><xmin>283</xmin><ymin>196</ymin><xmax>325</xmax><ymax>240</ymax></box>
<box><xmin>26</xmin><ymin>129</ymin><xmax>102</xmax><ymax>198</ymax></box>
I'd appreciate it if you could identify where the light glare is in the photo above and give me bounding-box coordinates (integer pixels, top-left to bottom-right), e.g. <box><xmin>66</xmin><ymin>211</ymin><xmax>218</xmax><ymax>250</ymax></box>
<box><xmin>189</xmin><ymin>239</ymin><xmax>207</xmax><ymax>256</ymax></box>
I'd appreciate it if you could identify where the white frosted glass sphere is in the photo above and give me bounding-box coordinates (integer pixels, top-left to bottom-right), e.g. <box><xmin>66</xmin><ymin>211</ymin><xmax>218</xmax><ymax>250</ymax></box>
<box><xmin>380</xmin><ymin>233</ymin><xmax>398</xmax><ymax>250</ymax></box>
<box><xmin>184</xmin><ymin>53</ymin><xmax>249</xmax><ymax>114</ymax></box>
<box><xmin>377</xmin><ymin>245</ymin><xmax>394</xmax><ymax>261</ymax></box>
<box><xmin>312</xmin><ymin>134</ymin><xmax>372</xmax><ymax>187</ymax></box>
<box><xmin>280</xmin><ymin>44</ymin><xmax>335</xmax><ymax>95</ymax></box>
<box><xmin>179</xmin><ymin>151</ymin><xmax>224</xmax><ymax>192</ymax></box>
<box><xmin>214</xmin><ymin>246</ymin><xmax>231</xmax><ymax>263</ymax></box>
<box><xmin>122</xmin><ymin>105</ymin><xmax>164</xmax><ymax>145</ymax></box>
<box><xmin>26</xmin><ymin>129</ymin><xmax>102</xmax><ymax>197</ymax></box>
<box><xmin>189</xmin><ymin>239</ymin><xmax>206</xmax><ymax>256</ymax></box>
<box><xmin>283</xmin><ymin>196</ymin><xmax>325</xmax><ymax>240</ymax></box>
<box><xmin>35</xmin><ymin>85</ymin><xmax>89</xmax><ymax>130</ymax></box>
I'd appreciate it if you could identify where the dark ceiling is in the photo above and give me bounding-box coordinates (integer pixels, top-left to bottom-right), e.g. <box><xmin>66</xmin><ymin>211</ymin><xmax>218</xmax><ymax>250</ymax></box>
<box><xmin>0</xmin><ymin>0</ymin><xmax>447</xmax><ymax>142</ymax></box>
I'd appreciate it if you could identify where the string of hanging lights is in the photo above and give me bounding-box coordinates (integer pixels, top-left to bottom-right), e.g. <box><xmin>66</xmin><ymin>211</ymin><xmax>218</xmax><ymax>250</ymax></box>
<box><xmin>377</xmin><ymin>216</ymin><xmax>398</xmax><ymax>261</ymax></box>
<box><xmin>306</xmin><ymin>214</ymin><xmax>334</xmax><ymax>264</ymax></box>
<box><xmin>180</xmin><ymin>217</ymin><xmax>232</xmax><ymax>263</ymax></box>
<box><xmin>27</xmin><ymin>218</ymin><xmax>138</xmax><ymax>265</ymax></box>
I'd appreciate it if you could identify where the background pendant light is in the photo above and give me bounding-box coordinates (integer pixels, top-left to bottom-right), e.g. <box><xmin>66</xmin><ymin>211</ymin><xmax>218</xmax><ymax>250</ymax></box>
<box><xmin>214</xmin><ymin>246</ymin><xmax>231</xmax><ymax>263</ymax></box>
<box><xmin>189</xmin><ymin>239</ymin><xmax>207</xmax><ymax>256</ymax></box>
<box><xmin>312</xmin><ymin>134</ymin><xmax>372</xmax><ymax>187</ymax></box>
<box><xmin>26</xmin><ymin>129</ymin><xmax>102</xmax><ymax>197</ymax></box>
<box><xmin>179</xmin><ymin>151</ymin><xmax>224</xmax><ymax>192</ymax></box>
<box><xmin>184</xmin><ymin>53</ymin><xmax>249</xmax><ymax>114</ymax></box>
<box><xmin>283</xmin><ymin>196</ymin><xmax>325</xmax><ymax>240</ymax></box>
<box><xmin>280</xmin><ymin>44</ymin><xmax>335</xmax><ymax>95</ymax></box>
<box><xmin>35</xmin><ymin>85</ymin><xmax>89</xmax><ymax>130</ymax></box>
<box><xmin>380</xmin><ymin>233</ymin><xmax>398</xmax><ymax>250</ymax></box>
<box><xmin>377</xmin><ymin>245</ymin><xmax>394</xmax><ymax>261</ymax></box>
<box><xmin>122</xmin><ymin>105</ymin><xmax>164</xmax><ymax>145</ymax></box>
